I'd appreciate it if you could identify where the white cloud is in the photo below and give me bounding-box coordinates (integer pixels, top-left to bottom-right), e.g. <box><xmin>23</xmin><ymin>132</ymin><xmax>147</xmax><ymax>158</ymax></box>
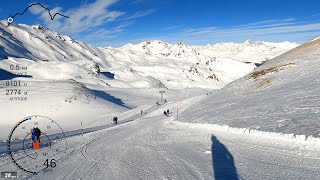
<box><xmin>121</xmin><ymin>9</ymin><xmax>156</xmax><ymax>21</ymax></box>
<box><xmin>81</xmin><ymin>28</ymin><xmax>123</xmax><ymax>42</ymax></box>
<box><xmin>30</xmin><ymin>0</ymin><xmax>124</xmax><ymax>34</ymax></box>
<box><xmin>233</xmin><ymin>18</ymin><xmax>298</xmax><ymax>30</ymax></box>
<box><xmin>81</xmin><ymin>22</ymin><xmax>133</xmax><ymax>43</ymax></box>
<box><xmin>236</xmin><ymin>18</ymin><xmax>296</xmax><ymax>27</ymax></box>
<box><xmin>169</xmin><ymin>19</ymin><xmax>320</xmax><ymax>44</ymax></box>
<box><xmin>162</xmin><ymin>25</ymin><xmax>182</xmax><ymax>31</ymax></box>
<box><xmin>131</xmin><ymin>0</ymin><xmax>150</xmax><ymax>4</ymax></box>
<box><xmin>29</xmin><ymin>0</ymin><xmax>156</xmax><ymax>45</ymax></box>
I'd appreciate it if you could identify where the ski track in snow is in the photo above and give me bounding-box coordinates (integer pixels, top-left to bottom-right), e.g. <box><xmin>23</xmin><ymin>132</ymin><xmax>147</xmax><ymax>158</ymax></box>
<box><xmin>1</xmin><ymin>110</ymin><xmax>318</xmax><ymax>179</ymax></box>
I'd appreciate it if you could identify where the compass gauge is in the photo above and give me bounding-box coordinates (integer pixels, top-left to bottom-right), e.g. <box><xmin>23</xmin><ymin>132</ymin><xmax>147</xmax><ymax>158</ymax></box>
<box><xmin>7</xmin><ymin>115</ymin><xmax>67</xmax><ymax>174</ymax></box>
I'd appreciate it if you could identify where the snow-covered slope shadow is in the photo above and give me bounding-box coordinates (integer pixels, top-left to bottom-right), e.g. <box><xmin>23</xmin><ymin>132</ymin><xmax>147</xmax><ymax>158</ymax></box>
<box><xmin>211</xmin><ymin>135</ymin><xmax>239</xmax><ymax>180</ymax></box>
<box><xmin>0</xmin><ymin>46</ymin><xmax>29</xmax><ymax>59</ymax></box>
<box><xmin>92</xmin><ymin>89</ymin><xmax>128</xmax><ymax>108</ymax></box>
<box><xmin>0</xmin><ymin>47</ymin><xmax>7</xmax><ymax>59</ymax></box>
<box><xmin>0</xmin><ymin>29</ymin><xmax>36</xmax><ymax>60</ymax></box>
<box><xmin>101</xmin><ymin>71</ymin><xmax>115</xmax><ymax>79</ymax></box>
<box><xmin>0</xmin><ymin>68</ymin><xmax>32</xmax><ymax>80</ymax></box>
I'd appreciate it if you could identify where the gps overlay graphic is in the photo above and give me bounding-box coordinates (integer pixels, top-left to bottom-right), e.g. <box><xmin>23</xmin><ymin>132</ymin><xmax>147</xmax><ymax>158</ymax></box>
<box><xmin>6</xmin><ymin>3</ymin><xmax>69</xmax><ymax>27</ymax></box>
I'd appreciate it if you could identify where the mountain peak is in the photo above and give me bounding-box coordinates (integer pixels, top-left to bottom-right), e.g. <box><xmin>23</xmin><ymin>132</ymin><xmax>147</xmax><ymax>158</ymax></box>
<box><xmin>244</xmin><ymin>39</ymin><xmax>254</xmax><ymax>44</ymax></box>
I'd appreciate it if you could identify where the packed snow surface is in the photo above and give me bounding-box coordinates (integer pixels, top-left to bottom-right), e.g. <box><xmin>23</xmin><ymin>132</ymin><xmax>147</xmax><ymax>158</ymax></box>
<box><xmin>0</xmin><ymin>95</ymin><xmax>319</xmax><ymax>180</ymax></box>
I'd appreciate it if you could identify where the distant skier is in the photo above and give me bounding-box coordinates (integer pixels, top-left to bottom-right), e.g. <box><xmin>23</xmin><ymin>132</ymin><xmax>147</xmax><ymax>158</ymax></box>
<box><xmin>164</xmin><ymin>99</ymin><xmax>167</xmax><ymax>103</ymax></box>
<box><xmin>113</xmin><ymin>116</ymin><xmax>118</xmax><ymax>124</ymax></box>
<box><xmin>112</xmin><ymin>116</ymin><xmax>117</xmax><ymax>124</ymax></box>
<box><xmin>164</xmin><ymin>109</ymin><xmax>172</xmax><ymax>117</ymax></box>
<box><xmin>141</xmin><ymin>110</ymin><xmax>143</xmax><ymax>115</ymax></box>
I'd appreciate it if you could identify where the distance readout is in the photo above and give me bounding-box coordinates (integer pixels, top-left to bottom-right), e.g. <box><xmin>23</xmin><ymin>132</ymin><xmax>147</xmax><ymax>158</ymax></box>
<box><xmin>3</xmin><ymin>64</ymin><xmax>29</xmax><ymax>101</ymax></box>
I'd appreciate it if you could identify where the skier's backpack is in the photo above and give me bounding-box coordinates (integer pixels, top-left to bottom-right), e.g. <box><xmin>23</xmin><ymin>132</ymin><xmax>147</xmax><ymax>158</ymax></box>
<box><xmin>31</xmin><ymin>128</ymin><xmax>36</xmax><ymax>141</ymax></box>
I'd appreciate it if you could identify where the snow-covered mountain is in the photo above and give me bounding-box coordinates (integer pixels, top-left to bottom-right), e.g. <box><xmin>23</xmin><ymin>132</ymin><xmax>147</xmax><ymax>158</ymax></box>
<box><xmin>117</xmin><ymin>40</ymin><xmax>299</xmax><ymax>88</ymax></box>
<box><xmin>0</xmin><ymin>20</ymin><xmax>302</xmax><ymax>138</ymax></box>
<box><xmin>194</xmin><ymin>40</ymin><xmax>298</xmax><ymax>63</ymax></box>
<box><xmin>179</xmin><ymin>36</ymin><xmax>320</xmax><ymax>137</ymax></box>
<box><xmin>0</xmin><ymin>20</ymin><xmax>299</xmax><ymax>89</ymax></box>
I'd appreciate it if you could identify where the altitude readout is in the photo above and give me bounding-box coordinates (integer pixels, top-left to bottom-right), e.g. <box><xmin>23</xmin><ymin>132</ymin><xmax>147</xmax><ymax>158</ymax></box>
<box><xmin>5</xmin><ymin>80</ymin><xmax>27</xmax><ymax>87</ymax></box>
<box><xmin>5</xmin><ymin>89</ymin><xmax>26</xmax><ymax>95</ymax></box>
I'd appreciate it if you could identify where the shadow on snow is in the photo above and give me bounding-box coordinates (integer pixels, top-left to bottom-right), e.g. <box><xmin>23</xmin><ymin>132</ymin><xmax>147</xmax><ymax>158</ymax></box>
<box><xmin>211</xmin><ymin>135</ymin><xmax>239</xmax><ymax>180</ymax></box>
<box><xmin>92</xmin><ymin>89</ymin><xmax>128</xmax><ymax>108</ymax></box>
<box><xmin>0</xmin><ymin>29</ymin><xmax>36</xmax><ymax>60</ymax></box>
<box><xmin>0</xmin><ymin>68</ymin><xmax>32</xmax><ymax>80</ymax></box>
<box><xmin>100</xmin><ymin>71</ymin><xmax>115</xmax><ymax>79</ymax></box>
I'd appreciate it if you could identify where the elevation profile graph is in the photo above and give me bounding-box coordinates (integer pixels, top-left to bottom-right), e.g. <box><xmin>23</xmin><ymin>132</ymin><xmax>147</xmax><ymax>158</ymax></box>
<box><xmin>7</xmin><ymin>3</ymin><xmax>69</xmax><ymax>26</ymax></box>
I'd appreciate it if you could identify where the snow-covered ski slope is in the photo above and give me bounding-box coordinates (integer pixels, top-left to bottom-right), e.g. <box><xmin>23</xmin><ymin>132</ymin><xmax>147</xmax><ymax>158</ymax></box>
<box><xmin>179</xmin><ymin>37</ymin><xmax>320</xmax><ymax>138</ymax></box>
<box><xmin>1</xmin><ymin>92</ymin><xmax>319</xmax><ymax>180</ymax></box>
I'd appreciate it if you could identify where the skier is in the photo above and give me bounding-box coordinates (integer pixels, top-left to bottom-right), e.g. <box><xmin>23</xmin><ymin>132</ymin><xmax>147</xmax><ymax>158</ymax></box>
<box><xmin>141</xmin><ymin>110</ymin><xmax>143</xmax><ymax>115</ymax></box>
<box><xmin>167</xmin><ymin>109</ymin><xmax>170</xmax><ymax>114</ymax></box>
<box><xmin>164</xmin><ymin>110</ymin><xmax>167</xmax><ymax>115</ymax></box>
<box><xmin>35</xmin><ymin>127</ymin><xmax>41</xmax><ymax>143</ymax></box>
<box><xmin>113</xmin><ymin>116</ymin><xmax>118</xmax><ymax>124</ymax></box>
<box><xmin>112</xmin><ymin>116</ymin><xmax>116</xmax><ymax>124</ymax></box>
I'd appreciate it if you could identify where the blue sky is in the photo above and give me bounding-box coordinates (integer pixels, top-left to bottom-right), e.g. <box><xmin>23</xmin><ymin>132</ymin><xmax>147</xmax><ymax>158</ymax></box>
<box><xmin>1</xmin><ymin>0</ymin><xmax>320</xmax><ymax>47</ymax></box>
